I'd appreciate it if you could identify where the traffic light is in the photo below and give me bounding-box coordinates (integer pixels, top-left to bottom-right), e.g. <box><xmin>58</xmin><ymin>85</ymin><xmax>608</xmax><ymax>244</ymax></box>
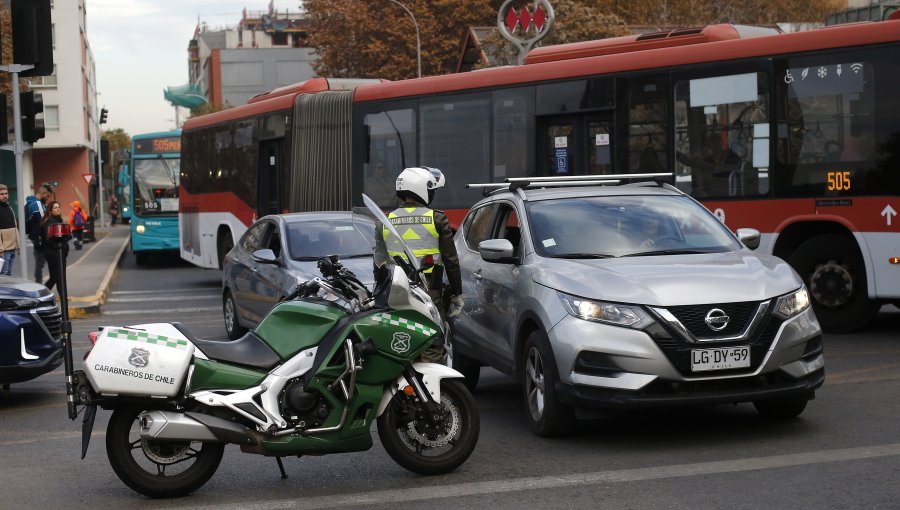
<box><xmin>21</xmin><ymin>91</ymin><xmax>45</xmax><ymax>144</ymax></box>
<box><xmin>100</xmin><ymin>108</ymin><xmax>108</xmax><ymax>124</ymax></box>
<box><xmin>12</xmin><ymin>0</ymin><xmax>54</xmax><ymax>78</ymax></box>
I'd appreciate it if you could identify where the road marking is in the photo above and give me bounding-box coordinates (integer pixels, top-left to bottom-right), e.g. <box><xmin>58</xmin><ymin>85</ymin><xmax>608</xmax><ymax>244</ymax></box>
<box><xmin>110</xmin><ymin>287</ymin><xmax>221</xmax><ymax>295</ymax></box>
<box><xmin>106</xmin><ymin>294</ymin><xmax>220</xmax><ymax>303</ymax></box>
<box><xmin>178</xmin><ymin>443</ymin><xmax>900</xmax><ymax>510</ymax></box>
<box><xmin>102</xmin><ymin>306</ymin><xmax>219</xmax><ymax>316</ymax></box>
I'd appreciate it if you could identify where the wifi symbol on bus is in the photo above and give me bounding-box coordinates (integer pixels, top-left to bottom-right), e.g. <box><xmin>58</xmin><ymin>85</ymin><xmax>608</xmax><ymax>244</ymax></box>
<box><xmin>850</xmin><ymin>63</ymin><xmax>863</xmax><ymax>74</ymax></box>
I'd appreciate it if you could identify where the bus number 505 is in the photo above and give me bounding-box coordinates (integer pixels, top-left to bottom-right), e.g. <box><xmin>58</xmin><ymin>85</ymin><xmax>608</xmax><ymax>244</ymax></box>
<box><xmin>827</xmin><ymin>171</ymin><xmax>851</xmax><ymax>191</ymax></box>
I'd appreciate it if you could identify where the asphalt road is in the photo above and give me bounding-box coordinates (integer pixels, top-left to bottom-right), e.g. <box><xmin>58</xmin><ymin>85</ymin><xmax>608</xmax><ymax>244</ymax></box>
<box><xmin>2</xmin><ymin>253</ymin><xmax>898</xmax><ymax>509</ymax></box>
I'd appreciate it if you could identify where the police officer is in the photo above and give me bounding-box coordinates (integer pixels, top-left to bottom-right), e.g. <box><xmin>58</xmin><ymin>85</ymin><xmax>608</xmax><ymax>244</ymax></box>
<box><xmin>375</xmin><ymin>167</ymin><xmax>463</xmax><ymax>363</ymax></box>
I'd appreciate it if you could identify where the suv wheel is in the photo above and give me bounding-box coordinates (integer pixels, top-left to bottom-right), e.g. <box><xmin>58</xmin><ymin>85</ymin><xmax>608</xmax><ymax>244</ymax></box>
<box><xmin>753</xmin><ymin>396</ymin><xmax>809</xmax><ymax>420</ymax></box>
<box><xmin>522</xmin><ymin>330</ymin><xmax>574</xmax><ymax>437</ymax></box>
<box><xmin>223</xmin><ymin>289</ymin><xmax>248</xmax><ymax>340</ymax></box>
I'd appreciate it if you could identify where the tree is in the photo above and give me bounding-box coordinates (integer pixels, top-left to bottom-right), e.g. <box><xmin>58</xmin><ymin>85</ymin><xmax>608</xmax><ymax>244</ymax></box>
<box><xmin>304</xmin><ymin>0</ymin><xmax>501</xmax><ymax>80</ymax></box>
<box><xmin>102</xmin><ymin>128</ymin><xmax>131</xmax><ymax>174</ymax></box>
<box><xmin>189</xmin><ymin>102</ymin><xmax>227</xmax><ymax>119</ymax></box>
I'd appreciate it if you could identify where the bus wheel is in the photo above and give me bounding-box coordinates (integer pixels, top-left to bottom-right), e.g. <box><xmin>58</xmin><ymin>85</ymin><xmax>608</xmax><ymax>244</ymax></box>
<box><xmin>788</xmin><ymin>234</ymin><xmax>879</xmax><ymax>333</ymax></box>
<box><xmin>217</xmin><ymin>234</ymin><xmax>233</xmax><ymax>270</ymax></box>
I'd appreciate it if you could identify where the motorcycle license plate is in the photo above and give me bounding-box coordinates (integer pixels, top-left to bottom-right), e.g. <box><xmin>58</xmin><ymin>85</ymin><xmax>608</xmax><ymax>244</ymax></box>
<box><xmin>690</xmin><ymin>346</ymin><xmax>750</xmax><ymax>372</ymax></box>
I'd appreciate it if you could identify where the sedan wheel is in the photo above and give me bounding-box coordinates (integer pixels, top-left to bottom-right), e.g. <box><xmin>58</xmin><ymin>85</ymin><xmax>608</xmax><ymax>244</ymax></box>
<box><xmin>223</xmin><ymin>290</ymin><xmax>247</xmax><ymax>340</ymax></box>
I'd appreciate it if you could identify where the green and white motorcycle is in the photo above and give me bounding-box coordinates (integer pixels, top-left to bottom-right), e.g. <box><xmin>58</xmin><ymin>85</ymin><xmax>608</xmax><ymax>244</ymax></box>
<box><xmin>66</xmin><ymin>196</ymin><xmax>479</xmax><ymax>498</ymax></box>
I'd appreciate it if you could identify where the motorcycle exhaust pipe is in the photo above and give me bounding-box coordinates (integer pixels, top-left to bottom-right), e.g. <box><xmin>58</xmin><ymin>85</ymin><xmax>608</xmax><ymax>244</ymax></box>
<box><xmin>139</xmin><ymin>411</ymin><xmax>259</xmax><ymax>446</ymax></box>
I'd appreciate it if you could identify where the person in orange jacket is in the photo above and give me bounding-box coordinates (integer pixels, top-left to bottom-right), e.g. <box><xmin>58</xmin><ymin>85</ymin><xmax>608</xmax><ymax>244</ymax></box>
<box><xmin>69</xmin><ymin>200</ymin><xmax>87</xmax><ymax>250</ymax></box>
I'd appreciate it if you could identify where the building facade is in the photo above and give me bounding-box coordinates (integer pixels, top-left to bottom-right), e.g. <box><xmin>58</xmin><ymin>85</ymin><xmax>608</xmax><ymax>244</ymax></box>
<box><xmin>181</xmin><ymin>5</ymin><xmax>316</xmax><ymax>109</ymax></box>
<box><xmin>0</xmin><ymin>0</ymin><xmax>100</xmax><ymax>221</ymax></box>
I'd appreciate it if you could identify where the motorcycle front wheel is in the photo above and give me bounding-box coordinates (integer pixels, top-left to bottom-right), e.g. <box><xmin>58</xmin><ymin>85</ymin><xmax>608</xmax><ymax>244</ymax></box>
<box><xmin>377</xmin><ymin>379</ymin><xmax>479</xmax><ymax>475</ymax></box>
<box><xmin>106</xmin><ymin>406</ymin><xmax>225</xmax><ymax>498</ymax></box>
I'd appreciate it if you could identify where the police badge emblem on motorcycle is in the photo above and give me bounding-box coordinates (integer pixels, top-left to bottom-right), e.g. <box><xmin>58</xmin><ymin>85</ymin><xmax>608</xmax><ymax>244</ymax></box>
<box><xmin>390</xmin><ymin>332</ymin><xmax>411</xmax><ymax>353</ymax></box>
<box><xmin>128</xmin><ymin>348</ymin><xmax>150</xmax><ymax>368</ymax></box>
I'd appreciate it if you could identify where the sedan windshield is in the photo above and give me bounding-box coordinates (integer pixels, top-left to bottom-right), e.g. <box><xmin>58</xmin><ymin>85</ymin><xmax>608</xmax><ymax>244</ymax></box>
<box><xmin>286</xmin><ymin>220</ymin><xmax>375</xmax><ymax>260</ymax></box>
<box><xmin>527</xmin><ymin>195</ymin><xmax>741</xmax><ymax>258</ymax></box>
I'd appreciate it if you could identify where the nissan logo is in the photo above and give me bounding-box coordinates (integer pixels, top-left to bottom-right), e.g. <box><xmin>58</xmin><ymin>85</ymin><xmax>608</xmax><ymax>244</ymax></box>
<box><xmin>704</xmin><ymin>308</ymin><xmax>730</xmax><ymax>331</ymax></box>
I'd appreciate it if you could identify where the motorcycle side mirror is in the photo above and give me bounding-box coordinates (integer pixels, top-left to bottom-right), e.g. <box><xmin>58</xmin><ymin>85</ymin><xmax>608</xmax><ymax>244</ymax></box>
<box><xmin>252</xmin><ymin>249</ymin><xmax>278</xmax><ymax>264</ymax></box>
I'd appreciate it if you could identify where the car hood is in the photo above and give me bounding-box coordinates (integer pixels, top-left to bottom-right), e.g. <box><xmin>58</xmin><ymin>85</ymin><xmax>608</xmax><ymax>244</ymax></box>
<box><xmin>0</xmin><ymin>276</ymin><xmax>54</xmax><ymax>299</ymax></box>
<box><xmin>531</xmin><ymin>251</ymin><xmax>800</xmax><ymax>306</ymax></box>
<box><xmin>287</xmin><ymin>256</ymin><xmax>376</xmax><ymax>288</ymax></box>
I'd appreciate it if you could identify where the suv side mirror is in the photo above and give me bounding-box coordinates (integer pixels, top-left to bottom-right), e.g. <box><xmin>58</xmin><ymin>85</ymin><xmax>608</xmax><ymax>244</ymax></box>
<box><xmin>479</xmin><ymin>239</ymin><xmax>517</xmax><ymax>264</ymax></box>
<box><xmin>736</xmin><ymin>228</ymin><xmax>760</xmax><ymax>250</ymax></box>
<box><xmin>252</xmin><ymin>248</ymin><xmax>279</xmax><ymax>264</ymax></box>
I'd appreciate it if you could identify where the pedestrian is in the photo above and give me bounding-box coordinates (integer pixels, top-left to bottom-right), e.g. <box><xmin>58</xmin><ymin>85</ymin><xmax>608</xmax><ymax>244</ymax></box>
<box><xmin>109</xmin><ymin>197</ymin><xmax>119</xmax><ymax>225</ymax></box>
<box><xmin>25</xmin><ymin>184</ymin><xmax>52</xmax><ymax>282</ymax></box>
<box><xmin>68</xmin><ymin>200</ymin><xmax>86</xmax><ymax>250</ymax></box>
<box><xmin>41</xmin><ymin>201</ymin><xmax>68</xmax><ymax>292</ymax></box>
<box><xmin>0</xmin><ymin>184</ymin><xmax>20</xmax><ymax>276</ymax></box>
<box><xmin>374</xmin><ymin>166</ymin><xmax>464</xmax><ymax>364</ymax></box>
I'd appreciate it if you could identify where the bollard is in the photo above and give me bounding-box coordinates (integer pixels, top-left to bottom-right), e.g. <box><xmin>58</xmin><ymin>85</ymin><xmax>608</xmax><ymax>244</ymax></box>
<box><xmin>47</xmin><ymin>222</ymin><xmax>76</xmax><ymax>419</ymax></box>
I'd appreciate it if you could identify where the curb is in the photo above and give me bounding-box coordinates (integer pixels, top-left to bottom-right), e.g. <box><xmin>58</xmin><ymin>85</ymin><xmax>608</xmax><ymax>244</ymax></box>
<box><xmin>67</xmin><ymin>233</ymin><xmax>131</xmax><ymax>318</ymax></box>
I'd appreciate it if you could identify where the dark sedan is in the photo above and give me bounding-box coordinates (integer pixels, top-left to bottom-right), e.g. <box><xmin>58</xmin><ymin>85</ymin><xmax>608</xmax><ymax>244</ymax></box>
<box><xmin>222</xmin><ymin>212</ymin><xmax>378</xmax><ymax>339</ymax></box>
<box><xmin>0</xmin><ymin>277</ymin><xmax>64</xmax><ymax>387</ymax></box>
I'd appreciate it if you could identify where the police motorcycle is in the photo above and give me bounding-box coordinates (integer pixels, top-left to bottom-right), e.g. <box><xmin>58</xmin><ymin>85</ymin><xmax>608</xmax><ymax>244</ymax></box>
<box><xmin>65</xmin><ymin>195</ymin><xmax>479</xmax><ymax>498</ymax></box>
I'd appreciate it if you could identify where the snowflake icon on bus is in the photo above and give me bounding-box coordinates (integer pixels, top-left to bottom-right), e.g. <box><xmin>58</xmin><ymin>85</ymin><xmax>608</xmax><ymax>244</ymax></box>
<box><xmin>817</xmin><ymin>66</ymin><xmax>827</xmax><ymax>79</ymax></box>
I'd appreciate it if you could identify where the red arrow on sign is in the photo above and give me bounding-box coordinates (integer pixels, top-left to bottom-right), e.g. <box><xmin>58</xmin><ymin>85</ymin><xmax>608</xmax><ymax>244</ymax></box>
<box><xmin>82</xmin><ymin>173</ymin><xmax>94</xmax><ymax>185</ymax></box>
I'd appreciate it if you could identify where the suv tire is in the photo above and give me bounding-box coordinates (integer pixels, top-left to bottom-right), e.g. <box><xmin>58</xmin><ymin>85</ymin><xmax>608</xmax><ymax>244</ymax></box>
<box><xmin>522</xmin><ymin>330</ymin><xmax>574</xmax><ymax>437</ymax></box>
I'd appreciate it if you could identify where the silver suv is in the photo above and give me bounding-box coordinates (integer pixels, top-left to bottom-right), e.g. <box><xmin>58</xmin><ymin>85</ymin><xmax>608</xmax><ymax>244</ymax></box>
<box><xmin>449</xmin><ymin>179</ymin><xmax>824</xmax><ymax>436</ymax></box>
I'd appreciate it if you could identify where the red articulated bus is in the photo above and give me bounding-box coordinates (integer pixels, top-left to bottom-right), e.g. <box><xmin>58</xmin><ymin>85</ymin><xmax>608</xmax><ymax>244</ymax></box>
<box><xmin>180</xmin><ymin>21</ymin><xmax>900</xmax><ymax>332</ymax></box>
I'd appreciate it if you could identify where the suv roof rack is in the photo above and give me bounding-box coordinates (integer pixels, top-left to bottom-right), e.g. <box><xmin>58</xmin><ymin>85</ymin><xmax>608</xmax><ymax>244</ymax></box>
<box><xmin>466</xmin><ymin>173</ymin><xmax>674</xmax><ymax>197</ymax></box>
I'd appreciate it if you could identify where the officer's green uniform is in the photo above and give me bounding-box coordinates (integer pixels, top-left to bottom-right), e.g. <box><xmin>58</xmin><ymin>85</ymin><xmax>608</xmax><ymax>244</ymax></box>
<box><xmin>375</xmin><ymin>199</ymin><xmax>462</xmax><ymax>363</ymax></box>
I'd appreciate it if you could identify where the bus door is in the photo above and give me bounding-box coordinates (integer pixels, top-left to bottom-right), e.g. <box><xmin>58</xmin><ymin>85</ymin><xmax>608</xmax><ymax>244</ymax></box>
<box><xmin>538</xmin><ymin>114</ymin><xmax>615</xmax><ymax>177</ymax></box>
<box><xmin>257</xmin><ymin>139</ymin><xmax>284</xmax><ymax>217</ymax></box>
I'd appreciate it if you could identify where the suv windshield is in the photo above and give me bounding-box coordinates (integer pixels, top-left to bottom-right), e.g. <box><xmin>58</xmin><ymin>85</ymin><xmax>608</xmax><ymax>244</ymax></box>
<box><xmin>527</xmin><ymin>195</ymin><xmax>740</xmax><ymax>258</ymax></box>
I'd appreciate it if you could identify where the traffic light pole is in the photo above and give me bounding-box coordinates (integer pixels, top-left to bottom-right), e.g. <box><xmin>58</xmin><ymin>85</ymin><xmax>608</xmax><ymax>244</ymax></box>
<box><xmin>0</xmin><ymin>64</ymin><xmax>35</xmax><ymax>280</ymax></box>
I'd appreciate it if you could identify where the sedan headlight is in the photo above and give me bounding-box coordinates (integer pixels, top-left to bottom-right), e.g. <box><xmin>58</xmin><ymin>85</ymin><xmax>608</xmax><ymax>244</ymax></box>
<box><xmin>558</xmin><ymin>292</ymin><xmax>652</xmax><ymax>329</ymax></box>
<box><xmin>0</xmin><ymin>298</ymin><xmax>40</xmax><ymax>311</ymax></box>
<box><xmin>774</xmin><ymin>287</ymin><xmax>810</xmax><ymax>319</ymax></box>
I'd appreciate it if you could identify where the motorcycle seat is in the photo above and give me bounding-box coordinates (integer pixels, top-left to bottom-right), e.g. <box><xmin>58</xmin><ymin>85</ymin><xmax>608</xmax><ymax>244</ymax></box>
<box><xmin>171</xmin><ymin>322</ymin><xmax>281</xmax><ymax>371</ymax></box>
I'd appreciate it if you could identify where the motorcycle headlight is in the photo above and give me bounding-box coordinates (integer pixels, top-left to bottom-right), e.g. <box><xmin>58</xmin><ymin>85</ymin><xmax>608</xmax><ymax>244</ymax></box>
<box><xmin>558</xmin><ymin>292</ymin><xmax>652</xmax><ymax>329</ymax></box>
<box><xmin>0</xmin><ymin>298</ymin><xmax>40</xmax><ymax>311</ymax></box>
<box><xmin>774</xmin><ymin>287</ymin><xmax>810</xmax><ymax>319</ymax></box>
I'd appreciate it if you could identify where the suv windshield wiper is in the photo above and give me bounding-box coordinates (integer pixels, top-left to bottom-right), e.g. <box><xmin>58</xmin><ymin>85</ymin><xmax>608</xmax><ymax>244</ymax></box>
<box><xmin>621</xmin><ymin>248</ymin><xmax>714</xmax><ymax>257</ymax></box>
<box><xmin>547</xmin><ymin>253</ymin><xmax>615</xmax><ymax>259</ymax></box>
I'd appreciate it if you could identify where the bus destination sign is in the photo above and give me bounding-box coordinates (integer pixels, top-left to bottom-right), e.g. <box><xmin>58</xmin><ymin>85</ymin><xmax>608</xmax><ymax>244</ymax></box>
<box><xmin>135</xmin><ymin>136</ymin><xmax>181</xmax><ymax>155</ymax></box>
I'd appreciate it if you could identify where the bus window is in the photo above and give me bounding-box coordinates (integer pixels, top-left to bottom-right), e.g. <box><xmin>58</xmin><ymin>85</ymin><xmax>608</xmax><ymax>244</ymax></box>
<box><xmin>364</xmin><ymin>107</ymin><xmax>417</xmax><ymax>208</ymax></box>
<box><xmin>627</xmin><ymin>77</ymin><xmax>667</xmax><ymax>174</ymax></box>
<box><xmin>493</xmin><ymin>87</ymin><xmax>535</xmax><ymax>180</ymax></box>
<box><xmin>774</xmin><ymin>47</ymin><xmax>898</xmax><ymax>197</ymax></box>
<box><xmin>674</xmin><ymin>72</ymin><xmax>769</xmax><ymax>198</ymax></box>
<box><xmin>420</xmin><ymin>93</ymin><xmax>490</xmax><ymax>209</ymax></box>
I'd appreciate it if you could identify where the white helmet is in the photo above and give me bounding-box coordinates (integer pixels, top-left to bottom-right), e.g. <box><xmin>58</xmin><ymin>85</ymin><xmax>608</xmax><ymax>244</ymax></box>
<box><xmin>395</xmin><ymin>167</ymin><xmax>445</xmax><ymax>205</ymax></box>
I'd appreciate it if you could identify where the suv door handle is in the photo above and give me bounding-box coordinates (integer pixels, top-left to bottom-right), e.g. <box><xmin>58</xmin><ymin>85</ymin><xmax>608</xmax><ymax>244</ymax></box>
<box><xmin>472</xmin><ymin>270</ymin><xmax>482</xmax><ymax>280</ymax></box>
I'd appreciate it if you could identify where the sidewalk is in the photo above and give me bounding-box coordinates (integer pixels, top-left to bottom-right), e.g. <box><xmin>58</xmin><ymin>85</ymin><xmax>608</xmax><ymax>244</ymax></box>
<box><xmin>48</xmin><ymin>225</ymin><xmax>131</xmax><ymax>317</ymax></box>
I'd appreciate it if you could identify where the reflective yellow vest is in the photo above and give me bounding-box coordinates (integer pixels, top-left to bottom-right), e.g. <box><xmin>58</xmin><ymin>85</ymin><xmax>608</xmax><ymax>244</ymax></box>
<box><xmin>384</xmin><ymin>207</ymin><xmax>440</xmax><ymax>273</ymax></box>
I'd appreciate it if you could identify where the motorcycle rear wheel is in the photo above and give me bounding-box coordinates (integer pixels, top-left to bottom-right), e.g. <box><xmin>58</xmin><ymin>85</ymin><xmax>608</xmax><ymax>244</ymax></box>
<box><xmin>106</xmin><ymin>406</ymin><xmax>225</xmax><ymax>498</ymax></box>
<box><xmin>377</xmin><ymin>379</ymin><xmax>479</xmax><ymax>475</ymax></box>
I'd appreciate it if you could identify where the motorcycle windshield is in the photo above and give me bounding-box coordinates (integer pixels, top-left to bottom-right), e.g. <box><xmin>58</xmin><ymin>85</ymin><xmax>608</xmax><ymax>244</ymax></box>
<box><xmin>362</xmin><ymin>193</ymin><xmax>420</xmax><ymax>272</ymax></box>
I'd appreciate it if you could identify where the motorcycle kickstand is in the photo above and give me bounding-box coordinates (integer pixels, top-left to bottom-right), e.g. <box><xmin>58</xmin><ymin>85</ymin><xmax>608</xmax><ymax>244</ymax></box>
<box><xmin>275</xmin><ymin>456</ymin><xmax>288</xmax><ymax>479</ymax></box>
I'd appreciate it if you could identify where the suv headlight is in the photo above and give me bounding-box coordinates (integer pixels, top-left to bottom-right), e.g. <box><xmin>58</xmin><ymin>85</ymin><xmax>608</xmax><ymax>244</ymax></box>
<box><xmin>774</xmin><ymin>287</ymin><xmax>810</xmax><ymax>319</ymax></box>
<box><xmin>0</xmin><ymin>298</ymin><xmax>40</xmax><ymax>311</ymax></box>
<box><xmin>558</xmin><ymin>292</ymin><xmax>652</xmax><ymax>329</ymax></box>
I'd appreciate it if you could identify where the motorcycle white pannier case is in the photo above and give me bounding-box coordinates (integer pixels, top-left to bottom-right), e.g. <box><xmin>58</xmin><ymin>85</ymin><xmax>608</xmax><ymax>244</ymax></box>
<box><xmin>84</xmin><ymin>327</ymin><xmax>193</xmax><ymax>397</ymax></box>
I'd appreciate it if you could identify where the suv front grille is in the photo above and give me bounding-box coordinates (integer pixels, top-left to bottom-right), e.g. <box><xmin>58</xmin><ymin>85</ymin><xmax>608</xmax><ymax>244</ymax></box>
<box><xmin>36</xmin><ymin>305</ymin><xmax>63</xmax><ymax>340</ymax></box>
<box><xmin>664</xmin><ymin>301</ymin><xmax>760</xmax><ymax>338</ymax></box>
<box><xmin>644</xmin><ymin>302</ymin><xmax>783</xmax><ymax>377</ymax></box>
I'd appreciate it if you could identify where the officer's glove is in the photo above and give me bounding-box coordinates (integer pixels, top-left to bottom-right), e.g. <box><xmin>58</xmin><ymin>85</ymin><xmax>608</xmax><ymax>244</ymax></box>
<box><xmin>448</xmin><ymin>295</ymin><xmax>464</xmax><ymax>318</ymax></box>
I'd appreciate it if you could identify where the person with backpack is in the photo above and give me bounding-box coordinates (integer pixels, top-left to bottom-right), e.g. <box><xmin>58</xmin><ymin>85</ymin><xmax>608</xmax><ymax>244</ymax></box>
<box><xmin>69</xmin><ymin>200</ymin><xmax>86</xmax><ymax>250</ymax></box>
<box><xmin>25</xmin><ymin>184</ymin><xmax>52</xmax><ymax>282</ymax></box>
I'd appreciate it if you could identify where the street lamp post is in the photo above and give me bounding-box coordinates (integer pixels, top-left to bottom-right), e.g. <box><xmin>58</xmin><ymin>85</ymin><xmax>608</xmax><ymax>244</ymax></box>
<box><xmin>388</xmin><ymin>0</ymin><xmax>421</xmax><ymax>79</ymax></box>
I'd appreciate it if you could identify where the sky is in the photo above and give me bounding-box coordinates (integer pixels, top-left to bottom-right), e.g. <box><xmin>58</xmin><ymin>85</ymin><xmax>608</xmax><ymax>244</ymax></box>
<box><xmin>87</xmin><ymin>0</ymin><xmax>284</xmax><ymax>136</ymax></box>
